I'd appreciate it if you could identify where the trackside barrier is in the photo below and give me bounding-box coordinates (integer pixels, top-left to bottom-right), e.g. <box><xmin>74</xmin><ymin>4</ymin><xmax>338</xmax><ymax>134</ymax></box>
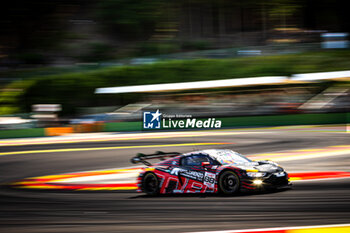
<box><xmin>0</xmin><ymin>128</ymin><xmax>45</xmax><ymax>139</ymax></box>
<box><xmin>103</xmin><ymin>112</ymin><xmax>349</xmax><ymax>132</ymax></box>
<box><xmin>71</xmin><ymin>122</ymin><xmax>104</xmax><ymax>133</ymax></box>
<box><xmin>45</xmin><ymin>127</ymin><xmax>73</xmax><ymax>136</ymax></box>
<box><xmin>44</xmin><ymin>122</ymin><xmax>104</xmax><ymax>136</ymax></box>
<box><xmin>0</xmin><ymin>113</ymin><xmax>348</xmax><ymax>139</ymax></box>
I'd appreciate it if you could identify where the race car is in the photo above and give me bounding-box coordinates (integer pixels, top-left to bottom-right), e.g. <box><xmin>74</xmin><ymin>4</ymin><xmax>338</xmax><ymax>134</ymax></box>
<box><xmin>131</xmin><ymin>149</ymin><xmax>291</xmax><ymax>195</ymax></box>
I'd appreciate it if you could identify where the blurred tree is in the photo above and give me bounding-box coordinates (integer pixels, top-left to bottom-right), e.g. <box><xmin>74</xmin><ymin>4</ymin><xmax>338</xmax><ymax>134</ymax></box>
<box><xmin>0</xmin><ymin>0</ymin><xmax>79</xmax><ymax>52</ymax></box>
<box><xmin>95</xmin><ymin>0</ymin><xmax>168</xmax><ymax>40</ymax></box>
<box><xmin>1</xmin><ymin>0</ymin><xmax>350</xmax><ymax>65</ymax></box>
<box><xmin>267</xmin><ymin>0</ymin><xmax>301</xmax><ymax>28</ymax></box>
<box><xmin>303</xmin><ymin>0</ymin><xmax>350</xmax><ymax>32</ymax></box>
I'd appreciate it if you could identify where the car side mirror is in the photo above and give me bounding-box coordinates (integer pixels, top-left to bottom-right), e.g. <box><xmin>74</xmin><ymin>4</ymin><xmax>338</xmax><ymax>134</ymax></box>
<box><xmin>201</xmin><ymin>162</ymin><xmax>210</xmax><ymax>167</ymax></box>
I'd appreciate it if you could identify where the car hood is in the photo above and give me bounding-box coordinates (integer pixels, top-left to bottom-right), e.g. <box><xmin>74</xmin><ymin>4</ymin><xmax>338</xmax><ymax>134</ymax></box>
<box><xmin>230</xmin><ymin>160</ymin><xmax>283</xmax><ymax>173</ymax></box>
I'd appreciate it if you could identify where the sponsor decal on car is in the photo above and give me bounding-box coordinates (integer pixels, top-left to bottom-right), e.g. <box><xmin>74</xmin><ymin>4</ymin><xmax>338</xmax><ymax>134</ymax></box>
<box><xmin>181</xmin><ymin>170</ymin><xmax>204</xmax><ymax>181</ymax></box>
<box><xmin>170</xmin><ymin>167</ymin><xmax>186</xmax><ymax>175</ymax></box>
<box><xmin>203</xmin><ymin>172</ymin><xmax>216</xmax><ymax>188</ymax></box>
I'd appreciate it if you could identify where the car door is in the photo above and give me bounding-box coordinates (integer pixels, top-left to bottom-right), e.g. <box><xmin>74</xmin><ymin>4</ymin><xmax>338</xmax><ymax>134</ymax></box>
<box><xmin>179</xmin><ymin>154</ymin><xmax>218</xmax><ymax>192</ymax></box>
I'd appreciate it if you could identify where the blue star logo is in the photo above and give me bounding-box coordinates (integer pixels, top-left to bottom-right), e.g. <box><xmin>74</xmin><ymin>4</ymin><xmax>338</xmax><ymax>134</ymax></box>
<box><xmin>143</xmin><ymin>109</ymin><xmax>162</xmax><ymax>129</ymax></box>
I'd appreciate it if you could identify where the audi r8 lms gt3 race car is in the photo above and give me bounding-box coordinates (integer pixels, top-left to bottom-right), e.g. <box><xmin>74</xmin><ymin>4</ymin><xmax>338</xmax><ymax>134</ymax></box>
<box><xmin>131</xmin><ymin>149</ymin><xmax>291</xmax><ymax>195</ymax></box>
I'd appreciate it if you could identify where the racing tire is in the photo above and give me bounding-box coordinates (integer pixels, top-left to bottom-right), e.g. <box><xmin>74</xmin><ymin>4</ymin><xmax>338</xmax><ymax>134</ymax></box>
<box><xmin>218</xmin><ymin>170</ymin><xmax>240</xmax><ymax>195</ymax></box>
<box><xmin>141</xmin><ymin>172</ymin><xmax>160</xmax><ymax>196</ymax></box>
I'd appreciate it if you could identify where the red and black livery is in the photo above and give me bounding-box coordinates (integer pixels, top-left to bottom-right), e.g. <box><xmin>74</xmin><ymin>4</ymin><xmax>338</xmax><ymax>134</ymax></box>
<box><xmin>132</xmin><ymin>149</ymin><xmax>291</xmax><ymax>195</ymax></box>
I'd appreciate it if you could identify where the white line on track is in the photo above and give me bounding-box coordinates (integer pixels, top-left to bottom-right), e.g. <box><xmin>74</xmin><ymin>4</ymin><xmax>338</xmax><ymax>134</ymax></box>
<box><xmin>0</xmin><ymin>130</ymin><xmax>262</xmax><ymax>146</ymax></box>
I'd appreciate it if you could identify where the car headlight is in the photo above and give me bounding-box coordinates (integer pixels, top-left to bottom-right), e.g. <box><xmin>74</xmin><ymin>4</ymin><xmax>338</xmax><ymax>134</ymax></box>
<box><xmin>246</xmin><ymin>172</ymin><xmax>266</xmax><ymax>177</ymax></box>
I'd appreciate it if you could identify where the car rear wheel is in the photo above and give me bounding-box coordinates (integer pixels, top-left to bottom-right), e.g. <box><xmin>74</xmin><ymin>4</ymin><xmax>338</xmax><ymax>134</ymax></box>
<box><xmin>142</xmin><ymin>172</ymin><xmax>159</xmax><ymax>195</ymax></box>
<box><xmin>218</xmin><ymin>170</ymin><xmax>240</xmax><ymax>195</ymax></box>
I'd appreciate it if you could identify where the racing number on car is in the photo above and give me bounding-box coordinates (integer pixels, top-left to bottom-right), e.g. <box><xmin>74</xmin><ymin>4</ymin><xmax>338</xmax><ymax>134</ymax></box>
<box><xmin>203</xmin><ymin>172</ymin><xmax>216</xmax><ymax>189</ymax></box>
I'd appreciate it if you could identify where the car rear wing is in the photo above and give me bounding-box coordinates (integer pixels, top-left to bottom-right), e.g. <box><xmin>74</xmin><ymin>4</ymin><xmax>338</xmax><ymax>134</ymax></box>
<box><xmin>130</xmin><ymin>151</ymin><xmax>181</xmax><ymax>166</ymax></box>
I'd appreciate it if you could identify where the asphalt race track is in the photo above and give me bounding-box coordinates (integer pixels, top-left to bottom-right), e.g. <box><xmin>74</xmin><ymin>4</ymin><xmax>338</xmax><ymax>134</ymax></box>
<box><xmin>0</xmin><ymin>126</ymin><xmax>349</xmax><ymax>233</ymax></box>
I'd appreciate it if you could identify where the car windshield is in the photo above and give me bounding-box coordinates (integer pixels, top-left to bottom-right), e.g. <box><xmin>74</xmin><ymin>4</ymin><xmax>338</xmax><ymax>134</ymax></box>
<box><xmin>213</xmin><ymin>150</ymin><xmax>252</xmax><ymax>165</ymax></box>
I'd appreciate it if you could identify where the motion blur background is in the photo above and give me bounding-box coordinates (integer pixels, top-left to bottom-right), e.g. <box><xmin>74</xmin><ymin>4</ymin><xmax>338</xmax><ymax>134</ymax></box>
<box><xmin>1</xmin><ymin>2</ymin><xmax>350</xmax><ymax>233</ymax></box>
<box><xmin>0</xmin><ymin>0</ymin><xmax>349</xmax><ymax>133</ymax></box>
